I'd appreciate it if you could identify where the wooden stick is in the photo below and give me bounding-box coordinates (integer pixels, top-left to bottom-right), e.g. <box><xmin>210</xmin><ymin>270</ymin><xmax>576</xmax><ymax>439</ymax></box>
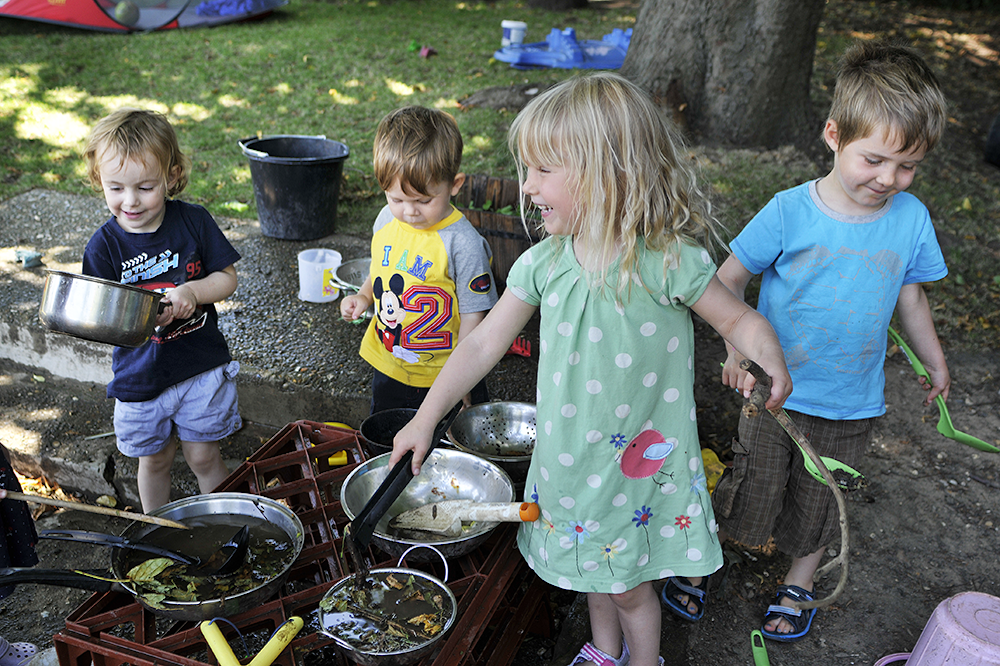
<box><xmin>739</xmin><ymin>359</ymin><xmax>848</xmax><ymax>611</ymax></box>
<box><xmin>5</xmin><ymin>491</ymin><xmax>190</xmax><ymax>529</ymax></box>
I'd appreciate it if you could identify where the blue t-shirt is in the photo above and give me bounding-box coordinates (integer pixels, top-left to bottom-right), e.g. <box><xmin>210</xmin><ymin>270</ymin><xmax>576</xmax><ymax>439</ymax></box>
<box><xmin>82</xmin><ymin>200</ymin><xmax>241</xmax><ymax>402</ymax></box>
<box><xmin>730</xmin><ymin>180</ymin><xmax>947</xmax><ymax>419</ymax></box>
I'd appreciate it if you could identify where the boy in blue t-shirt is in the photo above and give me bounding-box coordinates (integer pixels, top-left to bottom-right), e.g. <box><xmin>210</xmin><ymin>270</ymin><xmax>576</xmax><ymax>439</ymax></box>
<box><xmin>666</xmin><ymin>41</ymin><xmax>951</xmax><ymax>641</ymax></box>
<box><xmin>82</xmin><ymin>108</ymin><xmax>241</xmax><ymax>512</ymax></box>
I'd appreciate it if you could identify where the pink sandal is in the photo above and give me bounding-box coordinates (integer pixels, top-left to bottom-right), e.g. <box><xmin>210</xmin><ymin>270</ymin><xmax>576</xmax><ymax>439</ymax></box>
<box><xmin>0</xmin><ymin>637</ymin><xmax>38</xmax><ymax>666</ymax></box>
<box><xmin>567</xmin><ymin>640</ymin><xmax>630</xmax><ymax>666</ymax></box>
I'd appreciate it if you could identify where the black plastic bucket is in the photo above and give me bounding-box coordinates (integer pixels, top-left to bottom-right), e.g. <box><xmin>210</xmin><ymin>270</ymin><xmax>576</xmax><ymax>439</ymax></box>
<box><xmin>239</xmin><ymin>135</ymin><xmax>350</xmax><ymax>241</ymax></box>
<box><xmin>359</xmin><ymin>408</ymin><xmax>418</xmax><ymax>458</ymax></box>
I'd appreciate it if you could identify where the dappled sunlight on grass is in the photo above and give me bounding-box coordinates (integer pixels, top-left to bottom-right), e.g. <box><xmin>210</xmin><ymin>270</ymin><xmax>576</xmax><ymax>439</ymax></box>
<box><xmin>15</xmin><ymin>105</ymin><xmax>90</xmax><ymax>145</ymax></box>
<box><xmin>385</xmin><ymin>79</ymin><xmax>416</xmax><ymax>96</ymax></box>
<box><xmin>328</xmin><ymin>89</ymin><xmax>359</xmax><ymax>105</ymax></box>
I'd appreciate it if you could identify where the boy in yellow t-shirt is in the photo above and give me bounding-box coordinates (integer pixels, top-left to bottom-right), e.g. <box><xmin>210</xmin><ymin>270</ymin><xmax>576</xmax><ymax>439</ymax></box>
<box><xmin>340</xmin><ymin>106</ymin><xmax>497</xmax><ymax>414</ymax></box>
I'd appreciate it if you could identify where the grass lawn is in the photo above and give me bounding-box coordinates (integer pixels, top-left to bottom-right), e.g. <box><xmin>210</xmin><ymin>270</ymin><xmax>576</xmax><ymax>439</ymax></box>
<box><xmin>1</xmin><ymin>0</ymin><xmax>998</xmax><ymax>344</ymax></box>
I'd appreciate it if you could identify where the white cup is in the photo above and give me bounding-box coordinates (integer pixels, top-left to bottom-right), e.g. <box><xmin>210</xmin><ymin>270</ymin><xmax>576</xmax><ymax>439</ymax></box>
<box><xmin>501</xmin><ymin>20</ymin><xmax>527</xmax><ymax>48</ymax></box>
<box><xmin>297</xmin><ymin>248</ymin><xmax>342</xmax><ymax>303</ymax></box>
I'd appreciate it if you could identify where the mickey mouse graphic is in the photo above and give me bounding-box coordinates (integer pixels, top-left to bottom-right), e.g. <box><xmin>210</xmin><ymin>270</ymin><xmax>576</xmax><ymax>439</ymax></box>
<box><xmin>373</xmin><ymin>273</ymin><xmax>419</xmax><ymax>363</ymax></box>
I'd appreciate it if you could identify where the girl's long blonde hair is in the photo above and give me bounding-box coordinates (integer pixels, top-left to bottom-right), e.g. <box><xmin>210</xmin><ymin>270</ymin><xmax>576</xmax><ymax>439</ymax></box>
<box><xmin>508</xmin><ymin>72</ymin><xmax>722</xmax><ymax>300</ymax></box>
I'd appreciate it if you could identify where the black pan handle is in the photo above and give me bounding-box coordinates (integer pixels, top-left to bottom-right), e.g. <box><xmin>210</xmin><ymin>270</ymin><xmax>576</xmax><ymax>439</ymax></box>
<box><xmin>0</xmin><ymin>567</ymin><xmax>113</xmax><ymax>592</ymax></box>
<box><xmin>349</xmin><ymin>402</ymin><xmax>463</xmax><ymax>551</ymax></box>
<box><xmin>38</xmin><ymin>529</ymin><xmax>199</xmax><ymax>565</ymax></box>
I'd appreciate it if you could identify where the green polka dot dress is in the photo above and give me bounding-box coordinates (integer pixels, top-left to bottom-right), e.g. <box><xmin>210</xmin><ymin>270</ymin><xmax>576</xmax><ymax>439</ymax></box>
<box><xmin>506</xmin><ymin>237</ymin><xmax>724</xmax><ymax>593</ymax></box>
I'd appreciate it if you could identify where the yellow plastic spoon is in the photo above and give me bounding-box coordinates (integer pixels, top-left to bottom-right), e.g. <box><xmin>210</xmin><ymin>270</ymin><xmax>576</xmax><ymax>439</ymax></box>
<box><xmin>887</xmin><ymin>327</ymin><xmax>998</xmax><ymax>453</ymax></box>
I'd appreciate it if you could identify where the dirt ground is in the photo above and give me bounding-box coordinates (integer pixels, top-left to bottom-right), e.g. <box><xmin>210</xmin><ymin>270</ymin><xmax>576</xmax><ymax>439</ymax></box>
<box><xmin>2</xmin><ymin>317</ymin><xmax>1000</xmax><ymax>665</ymax></box>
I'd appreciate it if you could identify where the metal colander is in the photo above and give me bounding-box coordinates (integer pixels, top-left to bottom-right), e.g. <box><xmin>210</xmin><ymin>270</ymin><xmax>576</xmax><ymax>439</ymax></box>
<box><xmin>333</xmin><ymin>257</ymin><xmax>370</xmax><ymax>292</ymax></box>
<box><xmin>447</xmin><ymin>401</ymin><xmax>535</xmax><ymax>481</ymax></box>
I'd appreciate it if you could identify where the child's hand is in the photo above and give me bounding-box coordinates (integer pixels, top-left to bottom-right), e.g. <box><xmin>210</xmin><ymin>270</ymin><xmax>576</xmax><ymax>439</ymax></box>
<box><xmin>156</xmin><ymin>284</ymin><xmax>198</xmax><ymax>324</ymax></box>
<box><xmin>919</xmin><ymin>363</ymin><xmax>951</xmax><ymax>405</ymax></box>
<box><xmin>391</xmin><ymin>416</ymin><xmax>436</xmax><ymax>476</ymax></box>
<box><xmin>340</xmin><ymin>294</ymin><xmax>372</xmax><ymax>321</ymax></box>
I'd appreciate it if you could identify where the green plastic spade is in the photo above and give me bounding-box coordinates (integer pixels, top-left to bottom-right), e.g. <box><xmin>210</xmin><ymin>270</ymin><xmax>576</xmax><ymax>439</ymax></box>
<box><xmin>888</xmin><ymin>327</ymin><xmax>998</xmax><ymax>453</ymax></box>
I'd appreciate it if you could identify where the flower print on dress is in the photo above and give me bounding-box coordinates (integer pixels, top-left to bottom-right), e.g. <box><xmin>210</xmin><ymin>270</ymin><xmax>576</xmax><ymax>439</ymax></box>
<box><xmin>689</xmin><ymin>472</ymin><xmax>707</xmax><ymax>495</ymax></box>
<box><xmin>675</xmin><ymin>514</ymin><xmax>693</xmax><ymax>552</ymax></box>
<box><xmin>632</xmin><ymin>505</ymin><xmax>653</xmax><ymax>561</ymax></box>
<box><xmin>619</xmin><ymin>429</ymin><xmax>676</xmax><ymax>484</ymax></box>
<box><xmin>563</xmin><ymin>520</ymin><xmax>594</xmax><ymax>577</ymax></box>
<box><xmin>599</xmin><ymin>542</ymin><xmax>619</xmax><ymax>576</ymax></box>
<box><xmin>610</xmin><ymin>432</ymin><xmax>628</xmax><ymax>462</ymax></box>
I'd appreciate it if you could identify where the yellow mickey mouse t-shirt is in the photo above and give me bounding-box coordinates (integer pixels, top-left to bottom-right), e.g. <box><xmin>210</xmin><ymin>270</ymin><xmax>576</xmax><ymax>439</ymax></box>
<box><xmin>359</xmin><ymin>205</ymin><xmax>497</xmax><ymax>387</ymax></box>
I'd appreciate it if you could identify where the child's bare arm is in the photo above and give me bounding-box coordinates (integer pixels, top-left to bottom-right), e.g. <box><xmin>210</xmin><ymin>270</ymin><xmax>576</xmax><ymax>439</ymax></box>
<box><xmin>392</xmin><ymin>290</ymin><xmax>536</xmax><ymax>474</ymax></box>
<box><xmin>690</xmin><ymin>275</ymin><xmax>792</xmax><ymax>409</ymax></box>
<box><xmin>340</xmin><ymin>275</ymin><xmax>374</xmax><ymax>320</ymax></box>
<box><xmin>715</xmin><ymin>255</ymin><xmax>757</xmax><ymax>391</ymax></box>
<box><xmin>896</xmin><ymin>283</ymin><xmax>950</xmax><ymax>404</ymax></box>
<box><xmin>157</xmin><ymin>265</ymin><xmax>237</xmax><ymax>323</ymax></box>
<box><xmin>456</xmin><ymin>310</ymin><xmax>487</xmax><ymax>407</ymax></box>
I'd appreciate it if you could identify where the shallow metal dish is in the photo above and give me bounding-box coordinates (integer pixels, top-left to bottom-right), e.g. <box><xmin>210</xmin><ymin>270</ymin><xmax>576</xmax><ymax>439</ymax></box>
<box><xmin>333</xmin><ymin>258</ymin><xmax>370</xmax><ymax>292</ymax></box>
<box><xmin>38</xmin><ymin>270</ymin><xmax>163</xmax><ymax>347</ymax></box>
<box><xmin>447</xmin><ymin>401</ymin><xmax>536</xmax><ymax>482</ymax></box>
<box><xmin>341</xmin><ymin>449</ymin><xmax>513</xmax><ymax>560</ymax></box>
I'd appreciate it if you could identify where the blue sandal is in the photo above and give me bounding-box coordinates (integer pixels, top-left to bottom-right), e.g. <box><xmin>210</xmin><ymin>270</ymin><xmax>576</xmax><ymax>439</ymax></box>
<box><xmin>660</xmin><ymin>576</ymin><xmax>708</xmax><ymax>621</ymax></box>
<box><xmin>760</xmin><ymin>584</ymin><xmax>817</xmax><ymax>642</ymax></box>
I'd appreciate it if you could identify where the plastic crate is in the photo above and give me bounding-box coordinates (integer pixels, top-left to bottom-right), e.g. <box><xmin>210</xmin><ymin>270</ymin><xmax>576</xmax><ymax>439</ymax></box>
<box><xmin>54</xmin><ymin>420</ymin><xmax>550</xmax><ymax>666</ymax></box>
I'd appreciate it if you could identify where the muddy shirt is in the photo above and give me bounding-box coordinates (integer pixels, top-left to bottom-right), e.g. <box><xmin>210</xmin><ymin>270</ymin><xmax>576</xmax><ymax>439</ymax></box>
<box><xmin>731</xmin><ymin>180</ymin><xmax>948</xmax><ymax>419</ymax></box>
<box><xmin>506</xmin><ymin>236</ymin><xmax>724</xmax><ymax>593</ymax></box>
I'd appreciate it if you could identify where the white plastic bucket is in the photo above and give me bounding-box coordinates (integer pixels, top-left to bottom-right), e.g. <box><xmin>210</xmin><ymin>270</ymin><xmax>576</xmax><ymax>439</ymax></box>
<box><xmin>297</xmin><ymin>248</ymin><xmax>342</xmax><ymax>303</ymax></box>
<box><xmin>501</xmin><ymin>20</ymin><xmax>527</xmax><ymax>47</ymax></box>
<box><xmin>904</xmin><ymin>592</ymin><xmax>1000</xmax><ymax>666</ymax></box>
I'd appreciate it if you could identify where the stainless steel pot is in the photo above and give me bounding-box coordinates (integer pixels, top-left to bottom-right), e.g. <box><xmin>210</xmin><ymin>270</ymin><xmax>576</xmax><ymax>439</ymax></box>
<box><xmin>38</xmin><ymin>270</ymin><xmax>164</xmax><ymax>347</ymax></box>
<box><xmin>318</xmin><ymin>546</ymin><xmax>457</xmax><ymax>666</ymax></box>
<box><xmin>0</xmin><ymin>493</ymin><xmax>304</xmax><ymax>621</ymax></box>
<box><xmin>341</xmin><ymin>449</ymin><xmax>513</xmax><ymax>561</ymax></box>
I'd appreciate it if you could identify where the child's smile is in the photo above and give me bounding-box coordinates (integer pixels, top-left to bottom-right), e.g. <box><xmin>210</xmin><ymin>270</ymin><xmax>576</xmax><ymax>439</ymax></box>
<box><xmin>819</xmin><ymin>120</ymin><xmax>926</xmax><ymax>216</ymax></box>
<box><xmin>99</xmin><ymin>154</ymin><xmax>173</xmax><ymax>234</ymax></box>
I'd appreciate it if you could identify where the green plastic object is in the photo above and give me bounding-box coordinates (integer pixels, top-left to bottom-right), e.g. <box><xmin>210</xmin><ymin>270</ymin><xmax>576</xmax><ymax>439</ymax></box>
<box><xmin>751</xmin><ymin>630</ymin><xmax>770</xmax><ymax>666</ymax></box>
<box><xmin>888</xmin><ymin>326</ymin><xmax>998</xmax><ymax>453</ymax></box>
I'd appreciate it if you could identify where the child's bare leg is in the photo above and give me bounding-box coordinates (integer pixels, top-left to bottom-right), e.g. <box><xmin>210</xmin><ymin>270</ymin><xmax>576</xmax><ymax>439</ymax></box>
<box><xmin>137</xmin><ymin>440</ymin><xmax>177</xmax><ymax>512</ymax></box>
<box><xmin>764</xmin><ymin>546</ymin><xmax>824</xmax><ymax>634</ymax></box>
<box><xmin>586</xmin><ymin>593</ymin><xmax>624</xmax><ymax>663</ymax></box>
<box><xmin>179</xmin><ymin>440</ymin><xmax>229</xmax><ymax>494</ymax></box>
<box><xmin>595</xmin><ymin>582</ymin><xmax>661</xmax><ymax>666</ymax></box>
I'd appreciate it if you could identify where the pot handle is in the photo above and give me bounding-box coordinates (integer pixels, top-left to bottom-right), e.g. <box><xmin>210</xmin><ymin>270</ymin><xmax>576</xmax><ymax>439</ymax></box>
<box><xmin>397</xmin><ymin>545</ymin><xmax>449</xmax><ymax>582</ymax></box>
<box><xmin>0</xmin><ymin>567</ymin><xmax>113</xmax><ymax>592</ymax></box>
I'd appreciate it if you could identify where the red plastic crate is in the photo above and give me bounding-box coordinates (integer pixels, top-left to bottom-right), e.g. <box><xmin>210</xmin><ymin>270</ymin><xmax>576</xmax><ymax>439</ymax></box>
<box><xmin>54</xmin><ymin>420</ymin><xmax>550</xmax><ymax>666</ymax></box>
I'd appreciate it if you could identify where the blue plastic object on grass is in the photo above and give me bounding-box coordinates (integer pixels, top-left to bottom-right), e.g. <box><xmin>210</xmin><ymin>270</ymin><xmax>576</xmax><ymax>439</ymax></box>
<box><xmin>493</xmin><ymin>27</ymin><xmax>632</xmax><ymax>70</ymax></box>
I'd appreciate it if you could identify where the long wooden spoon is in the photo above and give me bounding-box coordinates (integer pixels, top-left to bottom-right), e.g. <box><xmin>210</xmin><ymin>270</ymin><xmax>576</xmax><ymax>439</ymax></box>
<box><xmin>5</xmin><ymin>491</ymin><xmax>189</xmax><ymax>529</ymax></box>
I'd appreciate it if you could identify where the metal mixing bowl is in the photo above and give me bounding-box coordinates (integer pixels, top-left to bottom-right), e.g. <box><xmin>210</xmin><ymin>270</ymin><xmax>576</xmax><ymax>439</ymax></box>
<box><xmin>447</xmin><ymin>401</ymin><xmax>536</xmax><ymax>482</ymax></box>
<box><xmin>341</xmin><ymin>448</ymin><xmax>513</xmax><ymax>560</ymax></box>
<box><xmin>333</xmin><ymin>258</ymin><xmax>370</xmax><ymax>292</ymax></box>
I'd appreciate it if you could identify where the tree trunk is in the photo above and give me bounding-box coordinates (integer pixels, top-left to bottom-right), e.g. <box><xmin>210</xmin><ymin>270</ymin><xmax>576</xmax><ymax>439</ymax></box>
<box><xmin>620</xmin><ymin>0</ymin><xmax>826</xmax><ymax>149</ymax></box>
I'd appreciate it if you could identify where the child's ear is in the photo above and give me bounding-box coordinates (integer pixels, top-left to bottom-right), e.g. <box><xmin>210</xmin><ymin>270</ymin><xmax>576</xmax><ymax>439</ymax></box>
<box><xmin>166</xmin><ymin>165</ymin><xmax>183</xmax><ymax>191</ymax></box>
<box><xmin>823</xmin><ymin>120</ymin><xmax>841</xmax><ymax>152</ymax></box>
<box><xmin>450</xmin><ymin>172</ymin><xmax>466</xmax><ymax>197</ymax></box>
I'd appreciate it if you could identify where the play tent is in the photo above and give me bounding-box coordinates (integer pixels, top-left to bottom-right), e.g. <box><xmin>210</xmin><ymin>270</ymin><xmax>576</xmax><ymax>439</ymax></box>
<box><xmin>0</xmin><ymin>0</ymin><xmax>287</xmax><ymax>32</ymax></box>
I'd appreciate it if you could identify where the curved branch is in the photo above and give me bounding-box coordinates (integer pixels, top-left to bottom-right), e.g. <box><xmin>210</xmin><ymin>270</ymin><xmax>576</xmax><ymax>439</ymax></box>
<box><xmin>739</xmin><ymin>359</ymin><xmax>848</xmax><ymax>610</ymax></box>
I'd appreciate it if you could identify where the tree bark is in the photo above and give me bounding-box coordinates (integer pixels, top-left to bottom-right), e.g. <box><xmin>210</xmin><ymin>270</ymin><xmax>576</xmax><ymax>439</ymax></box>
<box><xmin>620</xmin><ymin>0</ymin><xmax>826</xmax><ymax>150</ymax></box>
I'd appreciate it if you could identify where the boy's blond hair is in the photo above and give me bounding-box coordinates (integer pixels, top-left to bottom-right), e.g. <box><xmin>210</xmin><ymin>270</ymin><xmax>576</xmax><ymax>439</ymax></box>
<box><xmin>829</xmin><ymin>41</ymin><xmax>946</xmax><ymax>153</ymax></box>
<box><xmin>508</xmin><ymin>72</ymin><xmax>721</xmax><ymax>299</ymax></box>
<box><xmin>372</xmin><ymin>106</ymin><xmax>462</xmax><ymax>197</ymax></box>
<box><xmin>84</xmin><ymin>108</ymin><xmax>190</xmax><ymax>197</ymax></box>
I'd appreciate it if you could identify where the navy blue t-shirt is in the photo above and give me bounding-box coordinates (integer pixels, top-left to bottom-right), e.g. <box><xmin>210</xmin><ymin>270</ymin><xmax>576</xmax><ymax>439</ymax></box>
<box><xmin>82</xmin><ymin>200</ymin><xmax>241</xmax><ymax>402</ymax></box>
